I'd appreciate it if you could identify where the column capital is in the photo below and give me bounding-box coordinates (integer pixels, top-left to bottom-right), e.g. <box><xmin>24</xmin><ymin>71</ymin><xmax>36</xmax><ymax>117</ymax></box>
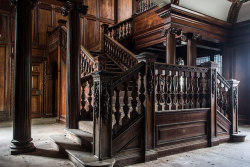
<box><xmin>181</xmin><ymin>32</ymin><xmax>202</xmax><ymax>42</ymax></box>
<box><xmin>61</xmin><ymin>1</ymin><xmax>88</xmax><ymax>16</ymax></box>
<box><xmin>161</xmin><ymin>27</ymin><xmax>182</xmax><ymax>37</ymax></box>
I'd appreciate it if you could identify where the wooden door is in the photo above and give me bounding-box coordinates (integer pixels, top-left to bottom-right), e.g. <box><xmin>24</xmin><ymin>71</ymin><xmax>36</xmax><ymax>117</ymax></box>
<box><xmin>31</xmin><ymin>63</ymin><xmax>43</xmax><ymax>118</ymax></box>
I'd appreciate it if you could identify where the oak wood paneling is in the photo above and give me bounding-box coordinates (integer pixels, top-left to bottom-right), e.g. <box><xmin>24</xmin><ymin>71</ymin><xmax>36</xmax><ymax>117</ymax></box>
<box><xmin>38</xmin><ymin>8</ymin><xmax>52</xmax><ymax>46</ymax></box>
<box><xmin>84</xmin><ymin>18</ymin><xmax>100</xmax><ymax>49</ymax></box>
<box><xmin>0</xmin><ymin>46</ymin><xmax>5</xmax><ymax>112</ymax></box>
<box><xmin>117</xmin><ymin>0</ymin><xmax>132</xmax><ymax>22</ymax></box>
<box><xmin>100</xmin><ymin>0</ymin><xmax>114</xmax><ymax>21</ymax></box>
<box><xmin>155</xmin><ymin>109</ymin><xmax>209</xmax><ymax>147</ymax></box>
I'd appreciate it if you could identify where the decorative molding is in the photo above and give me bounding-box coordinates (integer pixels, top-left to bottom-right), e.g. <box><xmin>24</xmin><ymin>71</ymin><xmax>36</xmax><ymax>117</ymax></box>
<box><xmin>102</xmin><ymin>82</ymin><xmax>111</xmax><ymax>121</ymax></box>
<box><xmin>161</xmin><ymin>27</ymin><xmax>182</xmax><ymax>37</ymax></box>
<box><xmin>158</xmin><ymin>10</ymin><xmax>171</xmax><ymax>18</ymax></box>
<box><xmin>211</xmin><ymin>69</ymin><xmax>216</xmax><ymax>96</ymax></box>
<box><xmin>233</xmin><ymin>86</ymin><xmax>238</xmax><ymax>111</ymax></box>
<box><xmin>94</xmin><ymin>82</ymin><xmax>100</xmax><ymax>118</ymax></box>
<box><xmin>147</xmin><ymin>62</ymin><xmax>154</xmax><ymax>95</ymax></box>
<box><xmin>10</xmin><ymin>0</ymin><xmax>37</xmax><ymax>7</ymax></box>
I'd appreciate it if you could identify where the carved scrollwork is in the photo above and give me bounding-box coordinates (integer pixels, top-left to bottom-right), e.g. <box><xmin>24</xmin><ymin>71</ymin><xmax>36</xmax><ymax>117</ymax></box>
<box><xmin>211</xmin><ymin>69</ymin><xmax>216</xmax><ymax>95</ymax></box>
<box><xmin>102</xmin><ymin>82</ymin><xmax>111</xmax><ymax>121</ymax></box>
<box><xmin>61</xmin><ymin>1</ymin><xmax>88</xmax><ymax>16</ymax></box>
<box><xmin>233</xmin><ymin>87</ymin><xmax>238</xmax><ymax>111</ymax></box>
<box><xmin>161</xmin><ymin>27</ymin><xmax>182</xmax><ymax>37</ymax></box>
<box><xmin>94</xmin><ymin>82</ymin><xmax>100</xmax><ymax>118</ymax></box>
<box><xmin>61</xmin><ymin>1</ymin><xmax>72</xmax><ymax>16</ymax></box>
<box><xmin>147</xmin><ymin>62</ymin><xmax>154</xmax><ymax>95</ymax></box>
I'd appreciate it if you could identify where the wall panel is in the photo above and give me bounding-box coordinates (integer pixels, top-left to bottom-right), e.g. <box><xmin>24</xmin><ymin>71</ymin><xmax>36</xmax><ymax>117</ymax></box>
<box><xmin>38</xmin><ymin>8</ymin><xmax>52</xmax><ymax>46</ymax></box>
<box><xmin>117</xmin><ymin>0</ymin><xmax>132</xmax><ymax>22</ymax></box>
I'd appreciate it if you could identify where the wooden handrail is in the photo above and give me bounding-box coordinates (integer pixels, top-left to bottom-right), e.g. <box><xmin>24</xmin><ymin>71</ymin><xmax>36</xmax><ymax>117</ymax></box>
<box><xmin>109</xmin><ymin>17</ymin><xmax>133</xmax><ymax>30</ymax></box>
<box><xmin>112</xmin><ymin>62</ymin><xmax>145</xmax><ymax>87</ymax></box>
<box><xmin>217</xmin><ymin>72</ymin><xmax>231</xmax><ymax>89</ymax></box>
<box><xmin>104</xmin><ymin>34</ymin><xmax>137</xmax><ymax>70</ymax></box>
<box><xmin>107</xmin><ymin>18</ymin><xmax>133</xmax><ymax>41</ymax></box>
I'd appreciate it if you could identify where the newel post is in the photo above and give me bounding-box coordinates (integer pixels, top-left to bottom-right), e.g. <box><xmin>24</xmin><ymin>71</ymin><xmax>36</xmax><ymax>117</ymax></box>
<box><xmin>101</xmin><ymin>24</ymin><xmax>109</xmax><ymax>52</ymax></box>
<box><xmin>136</xmin><ymin>52</ymin><xmax>158</xmax><ymax>161</ymax></box>
<box><xmin>201</xmin><ymin>61</ymin><xmax>218</xmax><ymax>146</ymax></box>
<box><xmin>227</xmin><ymin>79</ymin><xmax>240</xmax><ymax>134</ymax></box>
<box><xmin>92</xmin><ymin>71</ymin><xmax>113</xmax><ymax>160</ymax></box>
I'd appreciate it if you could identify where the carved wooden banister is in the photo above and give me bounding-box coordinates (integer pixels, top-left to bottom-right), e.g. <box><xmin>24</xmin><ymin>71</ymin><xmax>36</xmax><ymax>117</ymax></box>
<box><xmin>154</xmin><ymin>62</ymin><xmax>209</xmax><ymax>111</ymax></box>
<box><xmin>108</xmin><ymin>17</ymin><xmax>133</xmax><ymax>41</ymax></box>
<box><xmin>216</xmin><ymin>72</ymin><xmax>231</xmax><ymax>119</ymax></box>
<box><xmin>91</xmin><ymin>62</ymin><xmax>146</xmax><ymax>159</ymax></box>
<box><xmin>104</xmin><ymin>34</ymin><xmax>137</xmax><ymax>70</ymax></box>
<box><xmin>136</xmin><ymin>0</ymin><xmax>157</xmax><ymax>14</ymax></box>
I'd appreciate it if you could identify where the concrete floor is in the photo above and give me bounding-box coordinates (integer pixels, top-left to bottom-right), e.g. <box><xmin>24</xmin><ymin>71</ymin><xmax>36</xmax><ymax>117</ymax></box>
<box><xmin>0</xmin><ymin>119</ymin><xmax>250</xmax><ymax>167</ymax></box>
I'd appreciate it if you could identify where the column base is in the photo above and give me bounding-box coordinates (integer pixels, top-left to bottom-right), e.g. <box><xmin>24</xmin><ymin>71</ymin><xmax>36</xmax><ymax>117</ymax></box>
<box><xmin>10</xmin><ymin>139</ymin><xmax>36</xmax><ymax>155</ymax></box>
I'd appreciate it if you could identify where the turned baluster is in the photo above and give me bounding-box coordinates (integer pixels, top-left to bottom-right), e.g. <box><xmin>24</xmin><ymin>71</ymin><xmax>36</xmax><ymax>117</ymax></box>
<box><xmin>130</xmin><ymin>75</ymin><xmax>139</xmax><ymax>120</ymax></box>
<box><xmin>113</xmin><ymin>87</ymin><xmax>121</xmax><ymax>135</ymax></box>
<box><xmin>122</xmin><ymin>82</ymin><xmax>130</xmax><ymax>126</ymax></box>
<box><xmin>139</xmin><ymin>70</ymin><xmax>145</xmax><ymax>114</ymax></box>
<box><xmin>172</xmin><ymin>71</ymin><xmax>178</xmax><ymax>110</ymax></box>
<box><xmin>156</xmin><ymin>69</ymin><xmax>162</xmax><ymax>111</ymax></box>
<box><xmin>81</xmin><ymin>83</ymin><xmax>87</xmax><ymax>119</ymax></box>
<box><xmin>178</xmin><ymin>71</ymin><xmax>184</xmax><ymax>109</ymax></box>
<box><xmin>163</xmin><ymin>70</ymin><xmax>169</xmax><ymax>110</ymax></box>
<box><xmin>87</xmin><ymin>79</ymin><xmax>93</xmax><ymax>119</ymax></box>
<box><xmin>168</xmin><ymin>71</ymin><xmax>173</xmax><ymax>110</ymax></box>
<box><xmin>124</xmin><ymin>22</ymin><xmax>128</xmax><ymax>37</ymax></box>
<box><xmin>182</xmin><ymin>71</ymin><xmax>186</xmax><ymax>109</ymax></box>
<box><xmin>194</xmin><ymin>72</ymin><xmax>199</xmax><ymax>108</ymax></box>
<box><xmin>189</xmin><ymin>72</ymin><xmax>195</xmax><ymax>108</ymax></box>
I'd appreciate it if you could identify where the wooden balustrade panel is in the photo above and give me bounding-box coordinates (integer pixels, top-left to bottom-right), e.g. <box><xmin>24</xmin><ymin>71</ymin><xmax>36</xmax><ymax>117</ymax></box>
<box><xmin>104</xmin><ymin>35</ymin><xmax>137</xmax><ymax>70</ymax></box>
<box><xmin>155</xmin><ymin>108</ymin><xmax>209</xmax><ymax>156</ymax></box>
<box><xmin>154</xmin><ymin>63</ymin><xmax>209</xmax><ymax>112</ymax></box>
<box><xmin>108</xmin><ymin>18</ymin><xmax>133</xmax><ymax>41</ymax></box>
<box><xmin>216</xmin><ymin>73</ymin><xmax>231</xmax><ymax>120</ymax></box>
<box><xmin>136</xmin><ymin>0</ymin><xmax>157</xmax><ymax>14</ymax></box>
<box><xmin>111</xmin><ymin>64</ymin><xmax>145</xmax><ymax>155</ymax></box>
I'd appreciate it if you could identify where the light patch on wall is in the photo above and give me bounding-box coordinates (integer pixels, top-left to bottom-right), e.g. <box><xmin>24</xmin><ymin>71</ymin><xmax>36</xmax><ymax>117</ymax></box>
<box><xmin>237</xmin><ymin>1</ymin><xmax>250</xmax><ymax>23</ymax></box>
<box><xmin>179</xmin><ymin>0</ymin><xmax>232</xmax><ymax>21</ymax></box>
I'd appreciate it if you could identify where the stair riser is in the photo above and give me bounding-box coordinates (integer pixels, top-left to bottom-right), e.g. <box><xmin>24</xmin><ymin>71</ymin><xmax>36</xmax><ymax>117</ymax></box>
<box><xmin>65</xmin><ymin>130</ymin><xmax>93</xmax><ymax>152</ymax></box>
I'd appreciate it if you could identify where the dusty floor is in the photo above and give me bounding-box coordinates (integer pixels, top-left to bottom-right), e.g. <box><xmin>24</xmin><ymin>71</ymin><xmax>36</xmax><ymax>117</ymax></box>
<box><xmin>0</xmin><ymin>119</ymin><xmax>250</xmax><ymax>167</ymax></box>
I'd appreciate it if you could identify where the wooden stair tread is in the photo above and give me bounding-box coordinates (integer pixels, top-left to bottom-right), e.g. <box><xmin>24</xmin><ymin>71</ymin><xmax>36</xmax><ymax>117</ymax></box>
<box><xmin>65</xmin><ymin>129</ymin><xmax>93</xmax><ymax>152</ymax></box>
<box><xmin>50</xmin><ymin>135</ymin><xmax>115</xmax><ymax>167</ymax></box>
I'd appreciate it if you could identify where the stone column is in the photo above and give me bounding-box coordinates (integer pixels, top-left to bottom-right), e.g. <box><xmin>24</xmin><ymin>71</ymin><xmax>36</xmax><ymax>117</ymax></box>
<box><xmin>161</xmin><ymin>27</ymin><xmax>181</xmax><ymax>64</ymax></box>
<box><xmin>61</xmin><ymin>1</ymin><xmax>88</xmax><ymax>129</ymax></box>
<box><xmin>10</xmin><ymin>0</ymin><xmax>36</xmax><ymax>155</ymax></box>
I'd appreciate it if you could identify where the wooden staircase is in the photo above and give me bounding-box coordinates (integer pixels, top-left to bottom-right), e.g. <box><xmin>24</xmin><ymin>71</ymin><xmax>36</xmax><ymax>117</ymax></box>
<box><xmin>46</xmin><ymin>1</ymin><xmax>244</xmax><ymax>166</ymax></box>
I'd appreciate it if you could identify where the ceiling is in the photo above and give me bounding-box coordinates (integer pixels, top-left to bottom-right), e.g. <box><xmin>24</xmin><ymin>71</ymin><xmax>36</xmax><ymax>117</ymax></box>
<box><xmin>152</xmin><ymin>0</ymin><xmax>250</xmax><ymax>23</ymax></box>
